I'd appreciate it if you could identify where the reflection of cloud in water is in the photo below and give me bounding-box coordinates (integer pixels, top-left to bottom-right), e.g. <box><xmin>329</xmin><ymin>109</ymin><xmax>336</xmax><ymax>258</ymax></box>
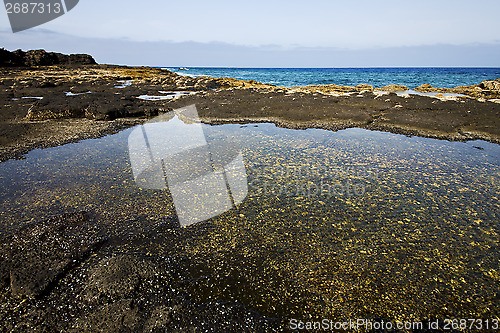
<box><xmin>137</xmin><ymin>91</ymin><xmax>195</xmax><ymax>101</ymax></box>
<box><xmin>114</xmin><ymin>80</ymin><xmax>133</xmax><ymax>88</ymax></box>
<box><xmin>12</xmin><ymin>96</ymin><xmax>44</xmax><ymax>100</ymax></box>
<box><xmin>128</xmin><ymin>105</ymin><xmax>248</xmax><ymax>227</ymax></box>
<box><xmin>65</xmin><ymin>91</ymin><xmax>92</xmax><ymax>96</ymax></box>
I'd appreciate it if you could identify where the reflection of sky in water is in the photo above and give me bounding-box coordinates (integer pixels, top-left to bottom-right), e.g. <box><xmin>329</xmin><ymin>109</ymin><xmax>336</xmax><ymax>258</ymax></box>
<box><xmin>0</xmin><ymin>122</ymin><xmax>499</xmax><ymax>233</ymax></box>
<box><xmin>0</xmin><ymin>122</ymin><xmax>499</xmax><ymax>320</ymax></box>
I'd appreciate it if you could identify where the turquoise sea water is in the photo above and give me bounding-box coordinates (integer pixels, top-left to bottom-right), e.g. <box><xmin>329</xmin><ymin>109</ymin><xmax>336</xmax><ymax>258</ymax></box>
<box><xmin>166</xmin><ymin>67</ymin><xmax>500</xmax><ymax>89</ymax></box>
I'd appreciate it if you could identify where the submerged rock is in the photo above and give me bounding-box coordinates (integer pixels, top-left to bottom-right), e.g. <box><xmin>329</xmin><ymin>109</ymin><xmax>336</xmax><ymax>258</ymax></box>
<box><xmin>0</xmin><ymin>211</ymin><xmax>106</xmax><ymax>298</ymax></box>
<box><xmin>0</xmin><ymin>214</ymin><xmax>280</xmax><ymax>332</ymax></box>
<box><xmin>84</xmin><ymin>255</ymin><xmax>157</xmax><ymax>301</ymax></box>
<box><xmin>71</xmin><ymin>252</ymin><xmax>280</xmax><ymax>332</ymax></box>
<box><xmin>69</xmin><ymin>299</ymin><xmax>142</xmax><ymax>333</ymax></box>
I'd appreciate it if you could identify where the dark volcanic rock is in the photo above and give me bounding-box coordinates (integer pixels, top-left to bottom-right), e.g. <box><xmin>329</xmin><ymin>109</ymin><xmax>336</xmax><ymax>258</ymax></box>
<box><xmin>0</xmin><ymin>48</ymin><xmax>24</xmax><ymax>66</ymax></box>
<box><xmin>0</xmin><ymin>211</ymin><xmax>106</xmax><ymax>298</ymax></box>
<box><xmin>66</xmin><ymin>53</ymin><xmax>97</xmax><ymax>65</ymax></box>
<box><xmin>23</xmin><ymin>49</ymin><xmax>60</xmax><ymax>67</ymax></box>
<box><xmin>0</xmin><ymin>48</ymin><xmax>97</xmax><ymax>67</ymax></box>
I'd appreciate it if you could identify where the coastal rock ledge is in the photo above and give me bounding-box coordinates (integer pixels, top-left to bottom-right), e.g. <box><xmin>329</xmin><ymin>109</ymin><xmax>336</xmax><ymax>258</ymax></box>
<box><xmin>0</xmin><ymin>48</ymin><xmax>96</xmax><ymax>67</ymax></box>
<box><xmin>479</xmin><ymin>79</ymin><xmax>500</xmax><ymax>92</ymax></box>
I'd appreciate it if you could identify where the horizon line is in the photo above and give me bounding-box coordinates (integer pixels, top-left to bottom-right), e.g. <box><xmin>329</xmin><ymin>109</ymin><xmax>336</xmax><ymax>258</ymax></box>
<box><xmin>153</xmin><ymin>66</ymin><xmax>500</xmax><ymax>69</ymax></box>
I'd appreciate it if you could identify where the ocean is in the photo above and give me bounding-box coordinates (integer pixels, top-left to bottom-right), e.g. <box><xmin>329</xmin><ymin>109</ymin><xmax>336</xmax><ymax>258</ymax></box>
<box><xmin>166</xmin><ymin>67</ymin><xmax>500</xmax><ymax>89</ymax></box>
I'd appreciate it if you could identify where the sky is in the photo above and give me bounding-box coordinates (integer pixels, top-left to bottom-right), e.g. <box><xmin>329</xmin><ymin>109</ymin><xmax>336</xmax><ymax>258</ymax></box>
<box><xmin>1</xmin><ymin>0</ymin><xmax>500</xmax><ymax>67</ymax></box>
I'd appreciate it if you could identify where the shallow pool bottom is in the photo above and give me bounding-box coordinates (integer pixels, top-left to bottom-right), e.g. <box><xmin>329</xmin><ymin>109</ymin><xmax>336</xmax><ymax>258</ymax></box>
<box><xmin>0</xmin><ymin>122</ymin><xmax>499</xmax><ymax>321</ymax></box>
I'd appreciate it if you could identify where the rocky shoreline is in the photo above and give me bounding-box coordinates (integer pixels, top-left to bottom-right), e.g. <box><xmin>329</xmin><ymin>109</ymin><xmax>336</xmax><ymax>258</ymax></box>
<box><xmin>1</xmin><ymin>50</ymin><xmax>500</xmax><ymax>332</ymax></box>
<box><xmin>1</xmin><ymin>51</ymin><xmax>500</xmax><ymax>163</ymax></box>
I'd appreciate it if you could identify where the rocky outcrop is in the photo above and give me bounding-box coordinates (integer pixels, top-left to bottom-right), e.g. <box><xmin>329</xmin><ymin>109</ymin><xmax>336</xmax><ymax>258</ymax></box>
<box><xmin>355</xmin><ymin>84</ymin><xmax>374</xmax><ymax>91</ymax></box>
<box><xmin>2</xmin><ymin>64</ymin><xmax>500</xmax><ymax>164</ymax></box>
<box><xmin>414</xmin><ymin>83</ymin><xmax>446</xmax><ymax>93</ymax></box>
<box><xmin>479</xmin><ymin>79</ymin><xmax>500</xmax><ymax>92</ymax></box>
<box><xmin>294</xmin><ymin>84</ymin><xmax>358</xmax><ymax>95</ymax></box>
<box><xmin>0</xmin><ymin>48</ymin><xmax>24</xmax><ymax>66</ymax></box>
<box><xmin>374</xmin><ymin>84</ymin><xmax>409</xmax><ymax>92</ymax></box>
<box><xmin>0</xmin><ymin>48</ymin><xmax>97</xmax><ymax>67</ymax></box>
<box><xmin>415</xmin><ymin>82</ymin><xmax>500</xmax><ymax>99</ymax></box>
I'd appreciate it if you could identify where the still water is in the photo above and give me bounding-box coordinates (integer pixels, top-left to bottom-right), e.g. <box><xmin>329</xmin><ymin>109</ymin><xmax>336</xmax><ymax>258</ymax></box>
<box><xmin>0</xmin><ymin>118</ymin><xmax>499</xmax><ymax>322</ymax></box>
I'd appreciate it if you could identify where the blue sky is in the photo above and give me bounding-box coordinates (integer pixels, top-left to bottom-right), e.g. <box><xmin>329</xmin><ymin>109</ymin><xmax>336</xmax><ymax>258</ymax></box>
<box><xmin>1</xmin><ymin>0</ymin><xmax>500</xmax><ymax>66</ymax></box>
